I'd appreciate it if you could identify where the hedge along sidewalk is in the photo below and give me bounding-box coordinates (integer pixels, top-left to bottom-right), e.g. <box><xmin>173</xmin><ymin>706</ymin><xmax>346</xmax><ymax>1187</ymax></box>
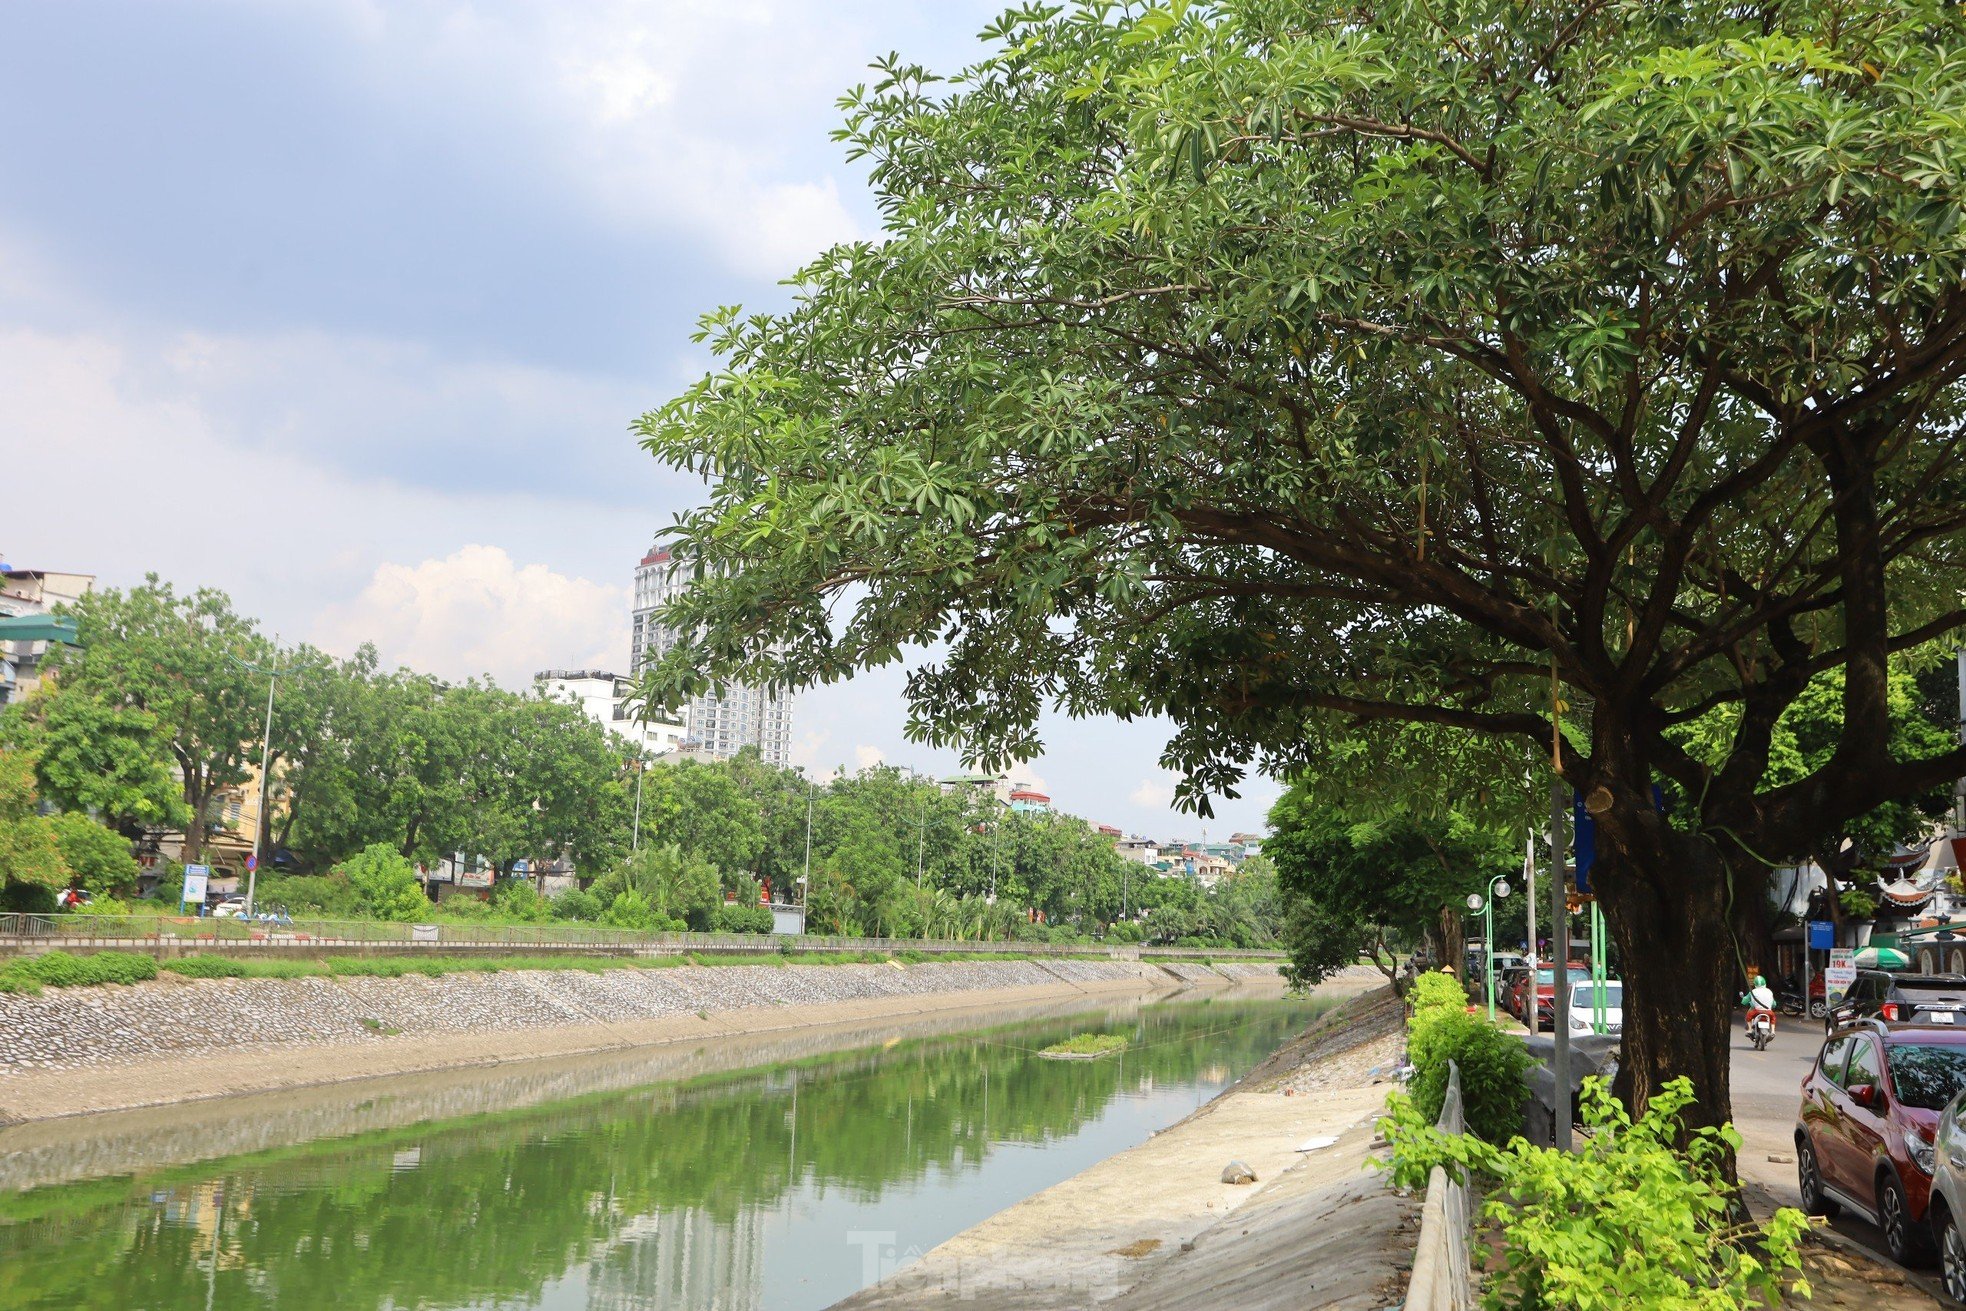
<box><xmin>0</xmin><ymin>912</ymin><xmax>1286</xmax><ymax>962</ymax></box>
<box><xmin>0</xmin><ymin>948</ymin><xmax>1143</xmax><ymax>995</ymax></box>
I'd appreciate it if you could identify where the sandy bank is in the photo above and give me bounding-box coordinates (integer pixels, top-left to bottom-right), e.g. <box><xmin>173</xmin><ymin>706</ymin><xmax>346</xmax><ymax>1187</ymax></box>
<box><xmin>830</xmin><ymin>981</ymin><xmax>1408</xmax><ymax>1311</ymax></box>
<box><xmin>0</xmin><ymin>958</ymin><xmax>1281</xmax><ymax>1127</ymax></box>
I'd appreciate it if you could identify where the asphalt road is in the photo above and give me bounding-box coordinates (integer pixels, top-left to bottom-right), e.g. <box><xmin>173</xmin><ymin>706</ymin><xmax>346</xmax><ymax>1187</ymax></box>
<box><xmin>1730</xmin><ymin>1015</ymin><xmax>1949</xmax><ymax>1304</ymax></box>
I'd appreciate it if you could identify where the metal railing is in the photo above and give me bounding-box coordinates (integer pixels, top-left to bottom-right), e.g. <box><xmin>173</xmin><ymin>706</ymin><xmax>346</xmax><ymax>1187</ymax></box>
<box><xmin>0</xmin><ymin>912</ymin><xmax>1286</xmax><ymax>961</ymax></box>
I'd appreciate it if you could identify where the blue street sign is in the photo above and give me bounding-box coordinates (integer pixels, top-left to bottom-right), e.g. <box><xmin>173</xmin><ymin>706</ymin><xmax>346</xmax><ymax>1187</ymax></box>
<box><xmin>512</xmin><ymin>859</ymin><xmax>530</xmax><ymax>876</ymax></box>
<box><xmin>1572</xmin><ymin>794</ymin><xmax>1596</xmax><ymax>894</ymax></box>
<box><xmin>1571</xmin><ymin>785</ymin><xmax>1670</xmax><ymax>894</ymax></box>
<box><xmin>1808</xmin><ymin>920</ymin><xmax>1834</xmax><ymax>950</ymax></box>
<box><xmin>246</xmin><ymin>853</ymin><xmax>258</xmax><ymax>873</ymax></box>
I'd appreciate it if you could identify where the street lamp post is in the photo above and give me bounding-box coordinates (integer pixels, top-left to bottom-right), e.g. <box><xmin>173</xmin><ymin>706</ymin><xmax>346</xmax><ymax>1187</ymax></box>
<box><xmin>227</xmin><ymin>646</ymin><xmax>283</xmax><ymax>919</ymax></box>
<box><xmin>1468</xmin><ymin>875</ymin><xmax>1513</xmax><ymax>1021</ymax></box>
<box><xmin>631</xmin><ymin>755</ymin><xmax>646</xmax><ymax>853</ymax></box>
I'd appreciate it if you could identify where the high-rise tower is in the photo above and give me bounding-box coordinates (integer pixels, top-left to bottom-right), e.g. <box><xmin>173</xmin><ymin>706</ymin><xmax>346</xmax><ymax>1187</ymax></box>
<box><xmin>632</xmin><ymin>546</ymin><xmax>796</xmax><ymax>767</ymax></box>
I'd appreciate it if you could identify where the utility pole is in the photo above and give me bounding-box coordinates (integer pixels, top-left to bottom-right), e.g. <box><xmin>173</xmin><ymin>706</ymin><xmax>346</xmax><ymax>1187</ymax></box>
<box><xmin>1550</xmin><ymin>779</ymin><xmax>1572</xmax><ymax>1151</ymax></box>
<box><xmin>631</xmin><ymin>756</ymin><xmax>646</xmax><ymax>853</ymax></box>
<box><xmin>234</xmin><ymin>643</ymin><xmax>282</xmax><ymax>919</ymax></box>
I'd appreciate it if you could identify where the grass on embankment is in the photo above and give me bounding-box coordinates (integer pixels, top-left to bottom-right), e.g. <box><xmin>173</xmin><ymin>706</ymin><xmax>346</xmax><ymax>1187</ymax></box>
<box><xmin>1038</xmin><ymin>1032</ymin><xmax>1129</xmax><ymax>1058</ymax></box>
<box><xmin>0</xmin><ymin>947</ymin><xmax>1124</xmax><ymax>995</ymax></box>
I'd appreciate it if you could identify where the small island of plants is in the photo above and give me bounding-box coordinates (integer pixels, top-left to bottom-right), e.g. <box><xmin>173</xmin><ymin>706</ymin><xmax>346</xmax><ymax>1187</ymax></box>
<box><xmin>1038</xmin><ymin>1033</ymin><xmax>1129</xmax><ymax>1060</ymax></box>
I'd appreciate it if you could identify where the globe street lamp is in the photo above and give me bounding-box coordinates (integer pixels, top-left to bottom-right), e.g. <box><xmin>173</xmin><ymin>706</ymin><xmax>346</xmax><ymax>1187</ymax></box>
<box><xmin>1468</xmin><ymin>876</ymin><xmax>1513</xmax><ymax>1021</ymax></box>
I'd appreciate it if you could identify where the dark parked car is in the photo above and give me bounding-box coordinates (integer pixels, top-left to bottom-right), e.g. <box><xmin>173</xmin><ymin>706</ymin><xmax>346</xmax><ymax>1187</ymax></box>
<box><xmin>1796</xmin><ymin>1019</ymin><xmax>1966</xmax><ymax>1265</ymax></box>
<box><xmin>1828</xmin><ymin>970</ymin><xmax>1966</xmax><ymax>1031</ymax></box>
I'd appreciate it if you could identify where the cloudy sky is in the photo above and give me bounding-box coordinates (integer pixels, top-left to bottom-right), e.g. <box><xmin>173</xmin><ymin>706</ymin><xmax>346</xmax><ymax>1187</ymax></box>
<box><xmin>0</xmin><ymin>0</ymin><xmax>1279</xmax><ymax>840</ymax></box>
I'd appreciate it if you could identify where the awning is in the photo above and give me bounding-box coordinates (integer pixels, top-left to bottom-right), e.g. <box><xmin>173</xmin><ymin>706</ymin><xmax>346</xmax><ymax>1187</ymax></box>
<box><xmin>0</xmin><ymin>614</ymin><xmax>78</xmax><ymax>645</ymax></box>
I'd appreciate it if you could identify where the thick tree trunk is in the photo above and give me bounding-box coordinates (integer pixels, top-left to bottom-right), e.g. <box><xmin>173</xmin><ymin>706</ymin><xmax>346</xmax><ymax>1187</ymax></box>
<box><xmin>1730</xmin><ymin>868</ymin><xmax>1779</xmax><ymax>990</ymax></box>
<box><xmin>1594</xmin><ymin>822</ymin><xmax>1737</xmax><ymax>1143</ymax></box>
<box><xmin>180</xmin><ymin>777</ymin><xmax>207</xmax><ymax>863</ymax></box>
<box><xmin>1435</xmin><ymin>905</ymin><xmax>1465</xmax><ymax>980</ymax></box>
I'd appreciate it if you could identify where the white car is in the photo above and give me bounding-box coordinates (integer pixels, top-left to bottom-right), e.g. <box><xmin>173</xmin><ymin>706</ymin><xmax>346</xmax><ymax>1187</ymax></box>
<box><xmin>210</xmin><ymin>896</ymin><xmax>250</xmax><ymax>918</ymax></box>
<box><xmin>1568</xmin><ymin>980</ymin><xmax>1623</xmax><ymax>1036</ymax></box>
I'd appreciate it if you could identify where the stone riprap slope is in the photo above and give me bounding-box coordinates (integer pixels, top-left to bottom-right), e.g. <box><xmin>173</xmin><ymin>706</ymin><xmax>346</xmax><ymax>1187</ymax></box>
<box><xmin>0</xmin><ymin>958</ymin><xmax>1243</xmax><ymax>1077</ymax></box>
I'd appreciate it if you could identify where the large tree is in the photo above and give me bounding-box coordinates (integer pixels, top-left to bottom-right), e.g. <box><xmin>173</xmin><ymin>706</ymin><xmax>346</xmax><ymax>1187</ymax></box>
<box><xmin>635</xmin><ymin>0</ymin><xmax>1966</xmax><ymax>1133</ymax></box>
<box><xmin>48</xmin><ymin>578</ymin><xmax>272</xmax><ymax>862</ymax></box>
<box><xmin>1268</xmin><ymin>791</ymin><xmax>1518</xmax><ymax>989</ymax></box>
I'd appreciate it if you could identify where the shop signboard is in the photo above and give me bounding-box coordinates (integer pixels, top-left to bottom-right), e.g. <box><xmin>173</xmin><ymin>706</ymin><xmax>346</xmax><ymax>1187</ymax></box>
<box><xmin>181</xmin><ymin>865</ymin><xmax>208</xmax><ymax>910</ymax></box>
<box><xmin>1825</xmin><ymin>948</ymin><xmax>1858</xmax><ymax>1007</ymax></box>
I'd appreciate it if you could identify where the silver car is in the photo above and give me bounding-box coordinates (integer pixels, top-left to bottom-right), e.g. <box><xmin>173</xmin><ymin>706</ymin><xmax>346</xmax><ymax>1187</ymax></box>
<box><xmin>1921</xmin><ymin>1084</ymin><xmax>1966</xmax><ymax>1299</ymax></box>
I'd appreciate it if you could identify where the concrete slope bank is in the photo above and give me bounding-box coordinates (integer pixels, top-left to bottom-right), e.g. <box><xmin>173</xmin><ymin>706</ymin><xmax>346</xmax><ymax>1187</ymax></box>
<box><xmin>832</xmin><ymin>979</ymin><xmax>1406</xmax><ymax>1311</ymax></box>
<box><xmin>0</xmin><ymin>958</ymin><xmax>1278</xmax><ymax>1125</ymax></box>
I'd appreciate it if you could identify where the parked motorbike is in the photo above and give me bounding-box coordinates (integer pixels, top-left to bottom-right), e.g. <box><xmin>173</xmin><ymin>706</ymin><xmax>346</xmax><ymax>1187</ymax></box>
<box><xmin>1775</xmin><ymin>987</ymin><xmax>1806</xmax><ymax>1017</ymax></box>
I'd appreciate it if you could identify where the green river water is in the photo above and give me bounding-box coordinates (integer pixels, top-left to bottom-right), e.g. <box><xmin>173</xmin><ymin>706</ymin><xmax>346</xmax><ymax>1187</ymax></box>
<box><xmin>0</xmin><ymin>996</ymin><xmax>1315</xmax><ymax>1311</ymax></box>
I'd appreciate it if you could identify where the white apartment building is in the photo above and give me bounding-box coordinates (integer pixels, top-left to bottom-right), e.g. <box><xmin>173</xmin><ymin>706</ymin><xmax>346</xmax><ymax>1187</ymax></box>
<box><xmin>630</xmin><ymin>546</ymin><xmax>796</xmax><ymax>767</ymax></box>
<box><xmin>534</xmin><ymin>668</ymin><xmax>688</xmax><ymax>758</ymax></box>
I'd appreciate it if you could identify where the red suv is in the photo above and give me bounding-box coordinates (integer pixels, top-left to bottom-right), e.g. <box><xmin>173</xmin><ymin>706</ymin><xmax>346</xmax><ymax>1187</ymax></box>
<box><xmin>1796</xmin><ymin>1019</ymin><xmax>1966</xmax><ymax>1266</ymax></box>
<box><xmin>1506</xmin><ymin>965</ymin><xmax>1590</xmax><ymax>1026</ymax></box>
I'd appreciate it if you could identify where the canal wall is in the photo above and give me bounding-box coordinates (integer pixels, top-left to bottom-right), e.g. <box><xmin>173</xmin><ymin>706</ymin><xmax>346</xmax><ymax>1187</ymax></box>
<box><xmin>830</xmin><ymin>978</ymin><xmax>1408</xmax><ymax>1311</ymax></box>
<box><xmin>0</xmin><ymin>957</ymin><xmax>1281</xmax><ymax>1125</ymax></box>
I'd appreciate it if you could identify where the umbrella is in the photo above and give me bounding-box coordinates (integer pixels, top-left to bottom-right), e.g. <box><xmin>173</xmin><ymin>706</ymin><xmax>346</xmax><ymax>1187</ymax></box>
<box><xmin>1855</xmin><ymin>946</ymin><xmax>1913</xmax><ymax>969</ymax></box>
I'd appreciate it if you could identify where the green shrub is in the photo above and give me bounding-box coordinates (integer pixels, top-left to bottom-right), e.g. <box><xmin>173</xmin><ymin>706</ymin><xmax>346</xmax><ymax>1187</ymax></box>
<box><xmin>1381</xmin><ymin>1077</ymin><xmax>1809</xmax><ymax>1309</ymax></box>
<box><xmin>1408</xmin><ymin>1005</ymin><xmax>1533</xmax><ymax>1144</ymax></box>
<box><xmin>0</xmin><ymin>882</ymin><xmax>58</xmax><ymax>914</ymax></box>
<box><xmin>1408</xmin><ymin>969</ymin><xmax>1469</xmax><ymax>1016</ymax></box>
<box><xmin>489</xmin><ymin>878</ymin><xmax>552</xmax><ymax>923</ymax></box>
<box><xmin>551</xmin><ymin>887</ymin><xmax>604</xmax><ymax>922</ymax></box>
<box><xmin>252</xmin><ymin>873</ymin><xmax>363</xmax><ymax>918</ymax></box>
<box><xmin>70</xmin><ymin>898</ymin><xmax>133</xmax><ymax>917</ymax></box>
<box><xmin>160</xmin><ymin>954</ymin><xmax>247</xmax><ymax>979</ymax></box>
<box><xmin>0</xmin><ymin>950</ymin><xmax>158</xmax><ymax>991</ymax></box>
<box><xmin>714</xmin><ymin>902</ymin><xmax>774</xmax><ymax>934</ymax></box>
<box><xmin>337</xmin><ymin>845</ymin><xmax>430</xmax><ymax>922</ymax></box>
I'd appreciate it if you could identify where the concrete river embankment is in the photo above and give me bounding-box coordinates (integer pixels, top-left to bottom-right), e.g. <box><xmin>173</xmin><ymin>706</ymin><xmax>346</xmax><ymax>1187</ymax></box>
<box><xmin>0</xmin><ymin>990</ymin><xmax>1308</xmax><ymax>1311</ymax></box>
<box><xmin>0</xmin><ymin>956</ymin><xmax>1278</xmax><ymax>1123</ymax></box>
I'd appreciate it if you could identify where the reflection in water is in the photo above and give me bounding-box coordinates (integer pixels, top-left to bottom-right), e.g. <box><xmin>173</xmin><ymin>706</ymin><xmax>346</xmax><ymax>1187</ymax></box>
<box><xmin>0</xmin><ymin>999</ymin><xmax>1309</xmax><ymax>1311</ymax></box>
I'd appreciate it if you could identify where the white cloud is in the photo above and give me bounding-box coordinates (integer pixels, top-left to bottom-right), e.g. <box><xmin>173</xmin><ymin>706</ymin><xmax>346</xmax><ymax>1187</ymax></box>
<box><xmin>853</xmin><ymin>744</ymin><xmax>886</xmax><ymax>771</ymax></box>
<box><xmin>315</xmin><ymin>545</ymin><xmax>628</xmax><ymax>686</ymax></box>
<box><xmin>296</xmin><ymin>0</ymin><xmax>881</xmax><ymax>280</ymax></box>
<box><xmin>1130</xmin><ymin>773</ymin><xmax>1183</xmax><ymax>809</ymax></box>
<box><xmin>147</xmin><ymin>325</ymin><xmax>658</xmax><ymax>501</ymax></box>
<box><xmin>0</xmin><ymin>325</ymin><xmax>651</xmax><ymax>683</ymax></box>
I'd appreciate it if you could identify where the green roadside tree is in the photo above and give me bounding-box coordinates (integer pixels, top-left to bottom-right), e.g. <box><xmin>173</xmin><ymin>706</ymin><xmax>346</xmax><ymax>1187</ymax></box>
<box><xmin>1680</xmin><ymin>662</ymin><xmax>1955</xmax><ymax>970</ymax></box>
<box><xmin>338</xmin><ymin>844</ymin><xmax>430</xmax><ymax>922</ymax></box>
<box><xmin>633</xmin><ymin>1</ymin><xmax>1966</xmax><ymax>1133</ymax></box>
<box><xmin>636</xmin><ymin>758</ymin><xmax>763</xmax><ymax>880</ymax></box>
<box><xmin>592</xmin><ymin>844</ymin><xmax>722</xmax><ymax>931</ymax></box>
<box><xmin>48</xmin><ymin>813</ymin><xmax>140</xmax><ymax>897</ymax></box>
<box><xmin>1267</xmin><ymin>791</ymin><xmax>1517</xmax><ymax>990</ymax></box>
<box><xmin>45</xmin><ymin>578</ymin><xmax>271</xmax><ymax>861</ymax></box>
<box><xmin>0</xmin><ymin>750</ymin><xmax>66</xmax><ymax>907</ymax></box>
<box><xmin>0</xmin><ymin>688</ymin><xmax>190</xmax><ymax>833</ymax></box>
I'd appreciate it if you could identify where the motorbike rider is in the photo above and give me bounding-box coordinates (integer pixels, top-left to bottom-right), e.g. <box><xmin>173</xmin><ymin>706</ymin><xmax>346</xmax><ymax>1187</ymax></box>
<box><xmin>1742</xmin><ymin>974</ymin><xmax>1777</xmax><ymax>1034</ymax></box>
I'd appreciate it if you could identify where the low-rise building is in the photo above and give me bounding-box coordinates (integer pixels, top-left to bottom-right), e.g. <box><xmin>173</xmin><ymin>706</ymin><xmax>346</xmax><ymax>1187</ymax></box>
<box><xmin>535</xmin><ymin>668</ymin><xmax>688</xmax><ymax>758</ymax></box>
<box><xmin>0</xmin><ymin>559</ymin><xmax>91</xmax><ymax>706</ymax></box>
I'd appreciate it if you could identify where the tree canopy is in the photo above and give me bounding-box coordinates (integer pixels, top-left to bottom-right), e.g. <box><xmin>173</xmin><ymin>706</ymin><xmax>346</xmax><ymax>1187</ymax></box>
<box><xmin>634</xmin><ymin>0</ymin><xmax>1966</xmax><ymax>1129</ymax></box>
